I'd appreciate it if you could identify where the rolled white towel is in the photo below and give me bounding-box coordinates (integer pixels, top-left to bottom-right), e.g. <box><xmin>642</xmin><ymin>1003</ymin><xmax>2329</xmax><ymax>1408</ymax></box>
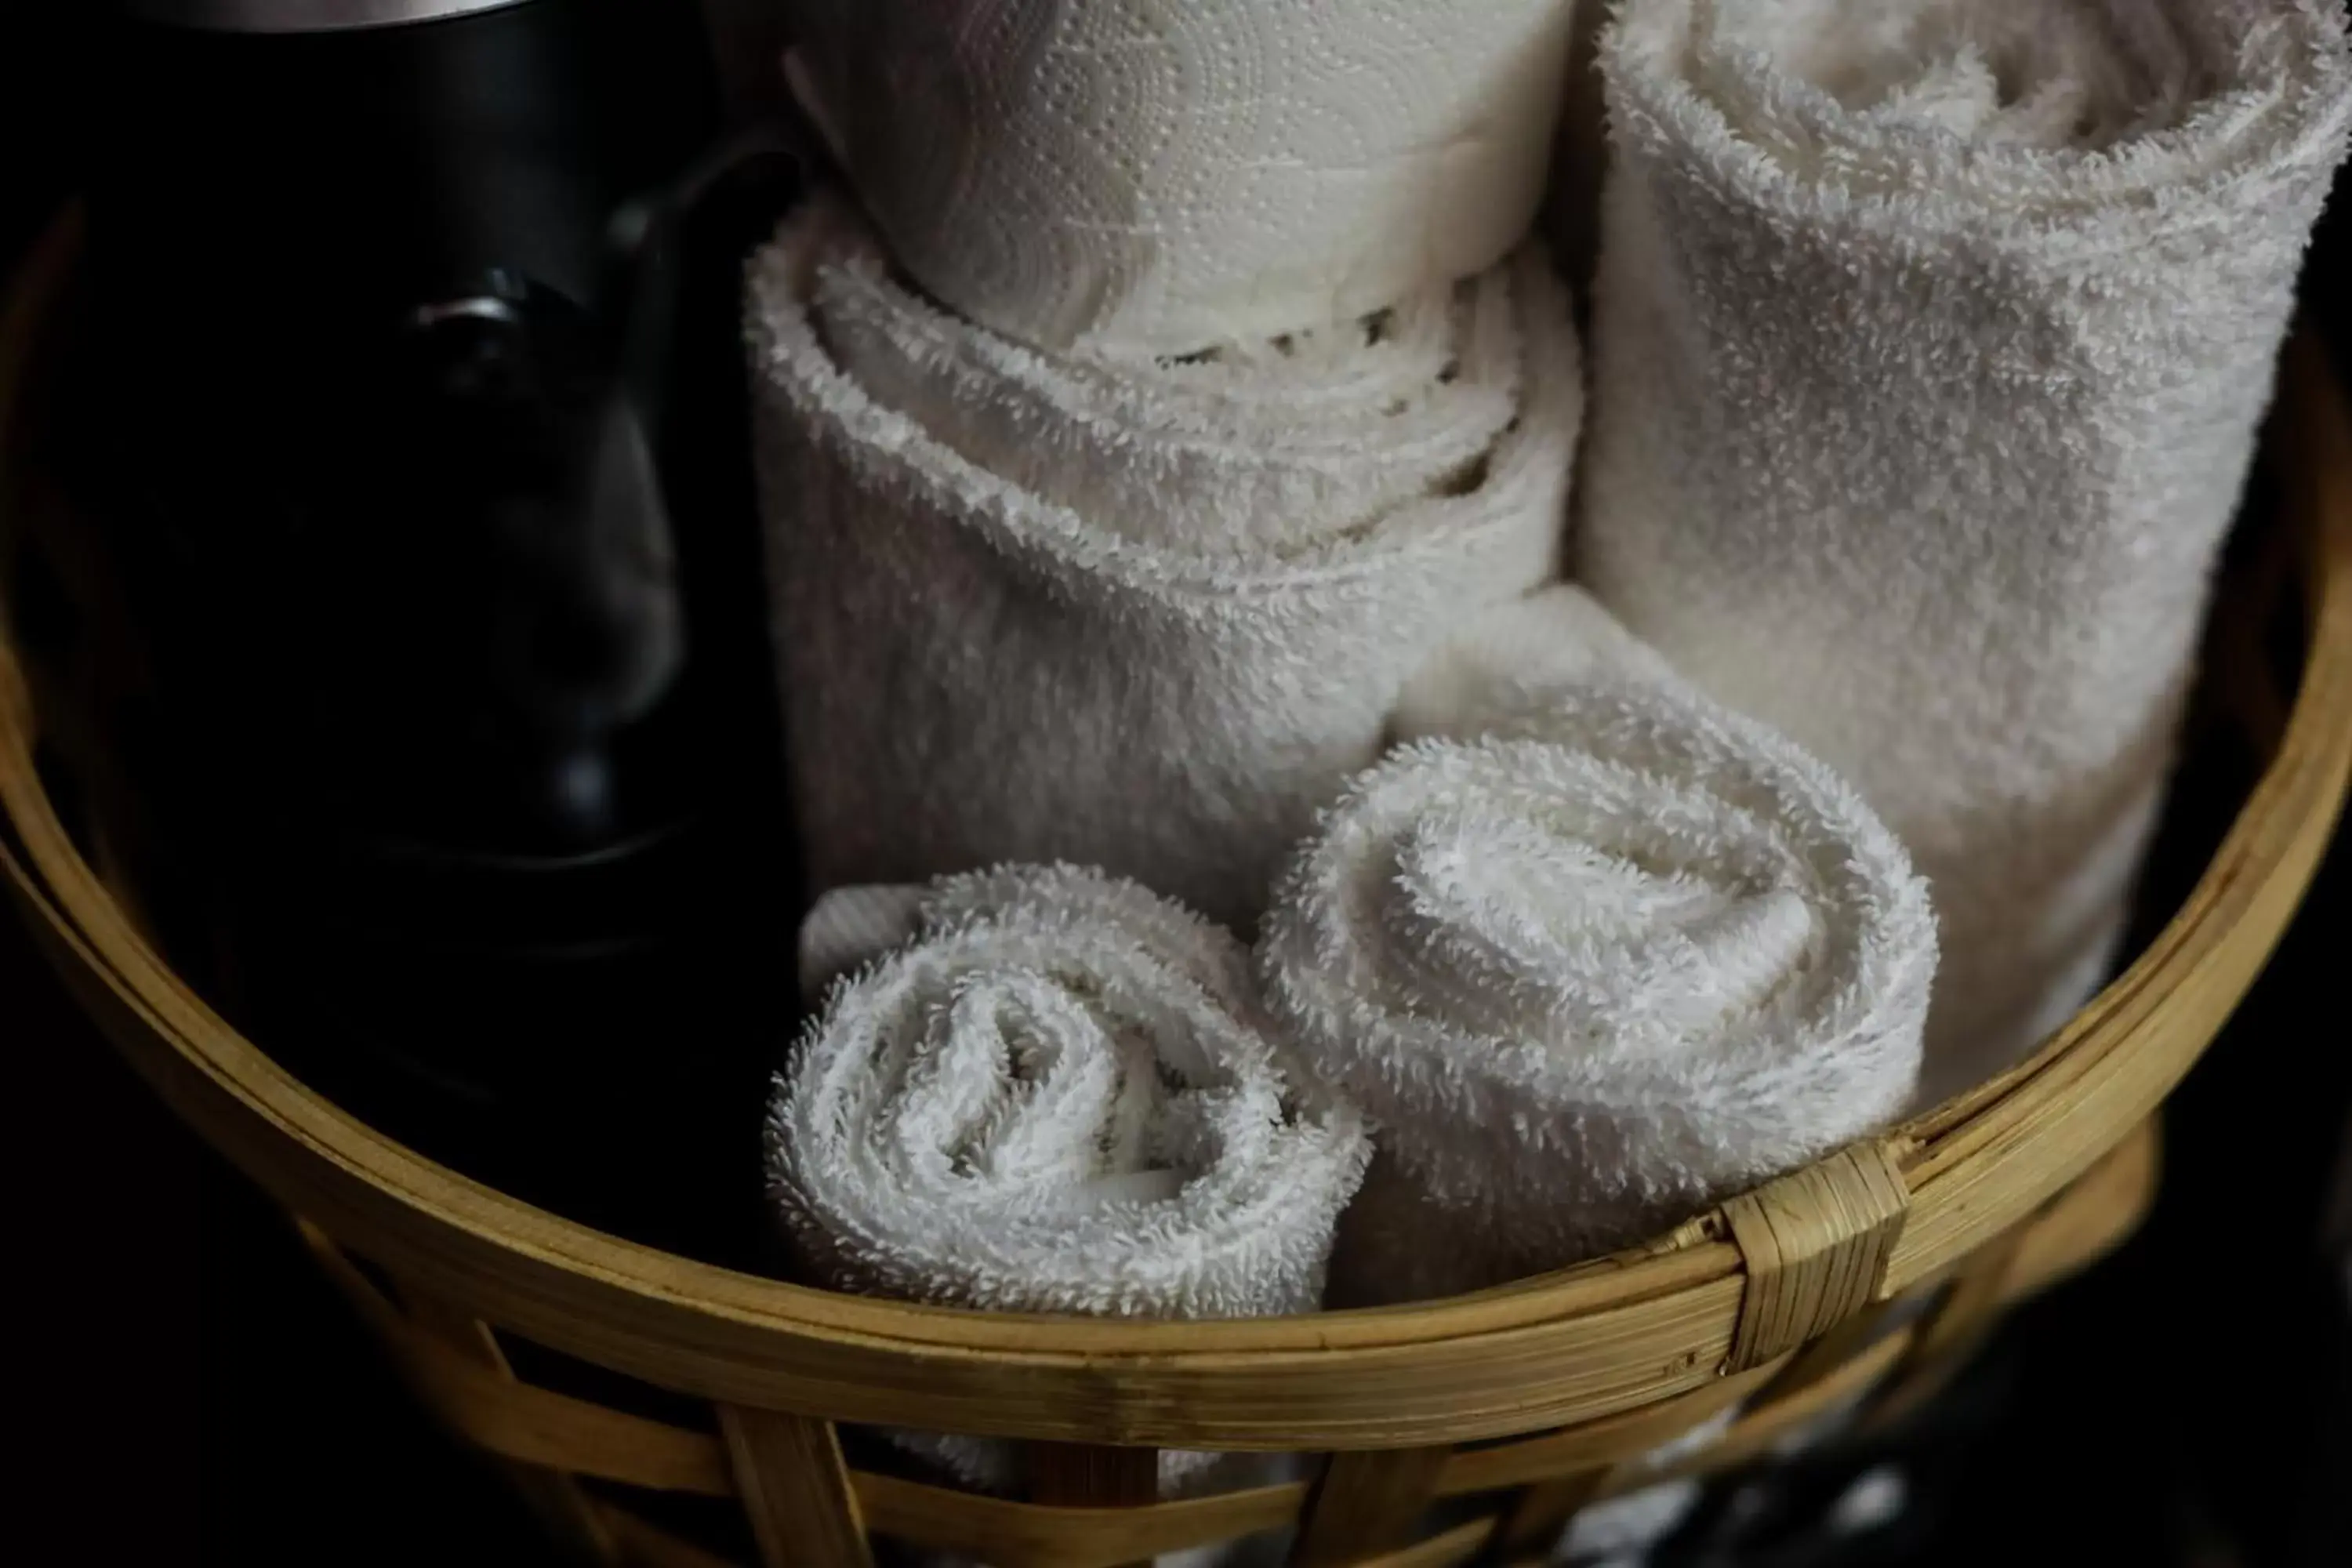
<box><xmin>782</xmin><ymin>0</ymin><xmax>1580</xmax><ymax>355</ymax></box>
<box><xmin>770</xmin><ymin>864</ymin><xmax>1370</xmax><ymax>1493</ymax></box>
<box><xmin>749</xmin><ymin>192</ymin><xmax>1581</xmax><ymax>931</ymax></box>
<box><xmin>1578</xmin><ymin>0</ymin><xmax>2352</xmax><ymax>1104</ymax></box>
<box><xmin>1261</xmin><ymin>590</ymin><xmax>1936</xmax><ymax>1301</ymax></box>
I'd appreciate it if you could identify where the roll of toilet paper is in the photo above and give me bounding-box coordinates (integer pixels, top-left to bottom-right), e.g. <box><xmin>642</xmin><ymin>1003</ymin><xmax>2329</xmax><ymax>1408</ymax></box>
<box><xmin>784</xmin><ymin>0</ymin><xmax>1579</xmax><ymax>354</ymax></box>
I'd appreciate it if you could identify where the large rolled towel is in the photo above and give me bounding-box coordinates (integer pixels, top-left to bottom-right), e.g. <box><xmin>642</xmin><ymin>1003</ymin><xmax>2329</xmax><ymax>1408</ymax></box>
<box><xmin>1579</xmin><ymin>0</ymin><xmax>2352</xmax><ymax>1103</ymax></box>
<box><xmin>1260</xmin><ymin>590</ymin><xmax>1936</xmax><ymax>1302</ymax></box>
<box><xmin>770</xmin><ymin>864</ymin><xmax>1370</xmax><ymax>1492</ymax></box>
<box><xmin>782</xmin><ymin>0</ymin><xmax>1579</xmax><ymax>355</ymax></box>
<box><xmin>749</xmin><ymin>192</ymin><xmax>1581</xmax><ymax>930</ymax></box>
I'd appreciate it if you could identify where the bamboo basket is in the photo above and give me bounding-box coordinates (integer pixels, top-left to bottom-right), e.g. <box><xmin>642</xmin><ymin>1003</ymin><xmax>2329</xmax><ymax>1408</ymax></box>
<box><xmin>5</xmin><ymin>208</ymin><xmax>2350</xmax><ymax>1568</ymax></box>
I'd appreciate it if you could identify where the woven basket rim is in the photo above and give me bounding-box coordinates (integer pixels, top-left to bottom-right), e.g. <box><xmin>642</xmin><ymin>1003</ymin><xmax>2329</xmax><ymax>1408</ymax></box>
<box><xmin>6</xmin><ymin>208</ymin><xmax>2349</xmax><ymax>1446</ymax></box>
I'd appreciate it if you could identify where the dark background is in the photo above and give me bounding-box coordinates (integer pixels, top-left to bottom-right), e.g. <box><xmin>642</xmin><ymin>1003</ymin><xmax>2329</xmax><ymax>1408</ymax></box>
<box><xmin>4</xmin><ymin>4</ymin><xmax>2349</xmax><ymax>1563</ymax></box>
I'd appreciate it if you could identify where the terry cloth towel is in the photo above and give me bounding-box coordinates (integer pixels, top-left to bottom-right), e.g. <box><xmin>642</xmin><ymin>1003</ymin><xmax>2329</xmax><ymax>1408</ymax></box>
<box><xmin>770</xmin><ymin>864</ymin><xmax>1370</xmax><ymax>1495</ymax></box>
<box><xmin>1578</xmin><ymin>0</ymin><xmax>2352</xmax><ymax>1105</ymax></box>
<box><xmin>748</xmin><ymin>191</ymin><xmax>1581</xmax><ymax>931</ymax></box>
<box><xmin>1259</xmin><ymin>587</ymin><xmax>1936</xmax><ymax>1303</ymax></box>
<box><xmin>780</xmin><ymin>0</ymin><xmax>1579</xmax><ymax>356</ymax></box>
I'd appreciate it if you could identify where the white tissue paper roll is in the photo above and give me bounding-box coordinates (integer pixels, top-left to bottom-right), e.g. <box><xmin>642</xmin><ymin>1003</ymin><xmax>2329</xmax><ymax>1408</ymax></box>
<box><xmin>749</xmin><ymin>191</ymin><xmax>1581</xmax><ymax>931</ymax></box>
<box><xmin>782</xmin><ymin>0</ymin><xmax>1580</xmax><ymax>354</ymax></box>
<box><xmin>1579</xmin><ymin>0</ymin><xmax>2352</xmax><ymax>1105</ymax></box>
<box><xmin>1261</xmin><ymin>589</ymin><xmax>1937</xmax><ymax>1304</ymax></box>
<box><xmin>771</xmin><ymin>864</ymin><xmax>1370</xmax><ymax>1495</ymax></box>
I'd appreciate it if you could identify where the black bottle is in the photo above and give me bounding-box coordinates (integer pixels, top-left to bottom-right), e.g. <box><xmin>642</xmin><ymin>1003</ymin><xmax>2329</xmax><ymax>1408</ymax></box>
<box><xmin>70</xmin><ymin>0</ymin><xmax>801</xmax><ymax>1262</ymax></box>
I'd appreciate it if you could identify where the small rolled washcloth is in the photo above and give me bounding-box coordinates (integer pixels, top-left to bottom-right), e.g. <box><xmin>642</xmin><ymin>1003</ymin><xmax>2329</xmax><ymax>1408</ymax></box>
<box><xmin>748</xmin><ymin>191</ymin><xmax>1581</xmax><ymax>931</ymax></box>
<box><xmin>770</xmin><ymin>864</ymin><xmax>1370</xmax><ymax>1493</ymax></box>
<box><xmin>781</xmin><ymin>0</ymin><xmax>1579</xmax><ymax>356</ymax></box>
<box><xmin>1259</xmin><ymin>588</ymin><xmax>1937</xmax><ymax>1304</ymax></box>
<box><xmin>1577</xmin><ymin>0</ymin><xmax>2352</xmax><ymax>1105</ymax></box>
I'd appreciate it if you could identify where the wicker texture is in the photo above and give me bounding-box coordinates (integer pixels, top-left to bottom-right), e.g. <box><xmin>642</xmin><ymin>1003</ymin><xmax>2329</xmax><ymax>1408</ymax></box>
<box><xmin>6</xmin><ymin>210</ymin><xmax>2351</xmax><ymax>1566</ymax></box>
<box><xmin>264</xmin><ymin>1137</ymin><xmax>2147</xmax><ymax>1568</ymax></box>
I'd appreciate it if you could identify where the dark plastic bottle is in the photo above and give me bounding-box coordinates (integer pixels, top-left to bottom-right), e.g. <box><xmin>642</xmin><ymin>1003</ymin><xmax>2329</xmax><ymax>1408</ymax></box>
<box><xmin>67</xmin><ymin>0</ymin><xmax>800</xmax><ymax>1263</ymax></box>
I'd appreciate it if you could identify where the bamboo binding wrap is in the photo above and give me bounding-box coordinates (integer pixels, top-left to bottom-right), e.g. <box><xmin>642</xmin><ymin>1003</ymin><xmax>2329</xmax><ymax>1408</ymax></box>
<box><xmin>5</xmin><ymin>208</ymin><xmax>2350</xmax><ymax>1568</ymax></box>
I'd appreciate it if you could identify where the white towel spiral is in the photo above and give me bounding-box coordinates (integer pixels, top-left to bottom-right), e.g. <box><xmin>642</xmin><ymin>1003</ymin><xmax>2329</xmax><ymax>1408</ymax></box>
<box><xmin>771</xmin><ymin>866</ymin><xmax>1367</xmax><ymax>1494</ymax></box>
<box><xmin>772</xmin><ymin>865</ymin><xmax>1368</xmax><ymax>1319</ymax></box>
<box><xmin>1261</xmin><ymin>615</ymin><xmax>1936</xmax><ymax>1298</ymax></box>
